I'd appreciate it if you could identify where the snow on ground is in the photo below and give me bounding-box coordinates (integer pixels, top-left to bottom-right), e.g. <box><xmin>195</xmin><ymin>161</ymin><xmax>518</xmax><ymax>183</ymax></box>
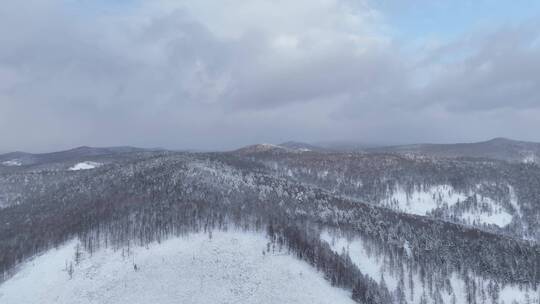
<box><xmin>522</xmin><ymin>153</ymin><xmax>537</xmax><ymax>164</ymax></box>
<box><xmin>69</xmin><ymin>161</ymin><xmax>101</xmax><ymax>171</ymax></box>
<box><xmin>382</xmin><ymin>184</ymin><xmax>518</xmax><ymax>228</ymax></box>
<box><xmin>1</xmin><ymin>160</ymin><xmax>21</xmax><ymax>166</ymax></box>
<box><xmin>321</xmin><ymin>230</ymin><xmax>538</xmax><ymax>304</ymax></box>
<box><xmin>460</xmin><ymin>195</ymin><xmax>514</xmax><ymax>227</ymax></box>
<box><xmin>0</xmin><ymin>231</ymin><xmax>355</xmax><ymax>304</ymax></box>
<box><xmin>460</xmin><ymin>209</ymin><xmax>513</xmax><ymax>227</ymax></box>
<box><xmin>382</xmin><ymin>184</ymin><xmax>467</xmax><ymax>216</ymax></box>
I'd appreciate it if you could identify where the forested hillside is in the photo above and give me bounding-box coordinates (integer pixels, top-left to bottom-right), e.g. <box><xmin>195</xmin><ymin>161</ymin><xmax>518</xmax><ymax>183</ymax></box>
<box><xmin>235</xmin><ymin>147</ymin><xmax>540</xmax><ymax>242</ymax></box>
<box><xmin>1</xmin><ymin>150</ymin><xmax>539</xmax><ymax>303</ymax></box>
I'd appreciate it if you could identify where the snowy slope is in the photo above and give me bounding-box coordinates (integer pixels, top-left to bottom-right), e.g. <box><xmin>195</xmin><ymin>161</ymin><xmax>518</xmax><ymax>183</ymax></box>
<box><xmin>460</xmin><ymin>203</ymin><xmax>513</xmax><ymax>227</ymax></box>
<box><xmin>321</xmin><ymin>231</ymin><xmax>539</xmax><ymax>304</ymax></box>
<box><xmin>69</xmin><ymin>161</ymin><xmax>101</xmax><ymax>171</ymax></box>
<box><xmin>381</xmin><ymin>184</ymin><xmax>519</xmax><ymax>228</ymax></box>
<box><xmin>0</xmin><ymin>231</ymin><xmax>355</xmax><ymax>304</ymax></box>
<box><xmin>382</xmin><ymin>184</ymin><xmax>467</xmax><ymax>216</ymax></box>
<box><xmin>1</xmin><ymin>160</ymin><xmax>22</xmax><ymax>166</ymax></box>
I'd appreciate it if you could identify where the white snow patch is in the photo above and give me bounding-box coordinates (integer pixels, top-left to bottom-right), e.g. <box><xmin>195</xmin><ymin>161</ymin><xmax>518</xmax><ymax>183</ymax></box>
<box><xmin>383</xmin><ymin>184</ymin><xmax>467</xmax><ymax>216</ymax></box>
<box><xmin>460</xmin><ymin>194</ymin><xmax>514</xmax><ymax>227</ymax></box>
<box><xmin>1</xmin><ymin>160</ymin><xmax>21</xmax><ymax>166</ymax></box>
<box><xmin>403</xmin><ymin>241</ymin><xmax>412</xmax><ymax>257</ymax></box>
<box><xmin>69</xmin><ymin>161</ymin><xmax>101</xmax><ymax>171</ymax></box>
<box><xmin>522</xmin><ymin>153</ymin><xmax>537</xmax><ymax>164</ymax></box>
<box><xmin>460</xmin><ymin>210</ymin><xmax>513</xmax><ymax>227</ymax></box>
<box><xmin>260</xmin><ymin>143</ymin><xmax>281</xmax><ymax>149</ymax></box>
<box><xmin>0</xmin><ymin>231</ymin><xmax>355</xmax><ymax>304</ymax></box>
<box><xmin>321</xmin><ymin>231</ymin><xmax>386</xmax><ymax>286</ymax></box>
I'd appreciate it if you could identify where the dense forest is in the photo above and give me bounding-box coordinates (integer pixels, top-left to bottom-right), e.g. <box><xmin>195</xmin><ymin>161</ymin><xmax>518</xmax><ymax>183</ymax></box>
<box><xmin>236</xmin><ymin>149</ymin><xmax>540</xmax><ymax>242</ymax></box>
<box><xmin>1</xmin><ymin>151</ymin><xmax>539</xmax><ymax>303</ymax></box>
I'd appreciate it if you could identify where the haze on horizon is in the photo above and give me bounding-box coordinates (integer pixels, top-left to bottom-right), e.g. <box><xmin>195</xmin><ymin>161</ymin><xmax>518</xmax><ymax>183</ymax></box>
<box><xmin>1</xmin><ymin>0</ymin><xmax>540</xmax><ymax>153</ymax></box>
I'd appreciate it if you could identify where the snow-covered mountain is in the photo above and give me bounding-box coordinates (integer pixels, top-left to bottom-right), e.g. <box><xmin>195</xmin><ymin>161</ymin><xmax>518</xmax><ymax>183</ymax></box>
<box><xmin>0</xmin><ymin>231</ymin><xmax>354</xmax><ymax>304</ymax></box>
<box><xmin>322</xmin><ymin>229</ymin><xmax>539</xmax><ymax>304</ymax></box>
<box><xmin>234</xmin><ymin>143</ymin><xmax>288</xmax><ymax>154</ymax></box>
<box><xmin>234</xmin><ymin>142</ymin><xmax>328</xmax><ymax>154</ymax></box>
<box><xmin>236</xmin><ymin>146</ymin><xmax>540</xmax><ymax>241</ymax></box>
<box><xmin>0</xmin><ymin>146</ymin><xmax>158</xmax><ymax>167</ymax></box>
<box><xmin>278</xmin><ymin>141</ymin><xmax>330</xmax><ymax>152</ymax></box>
<box><xmin>1</xmin><ymin>142</ymin><xmax>539</xmax><ymax>304</ymax></box>
<box><xmin>367</xmin><ymin>137</ymin><xmax>540</xmax><ymax>163</ymax></box>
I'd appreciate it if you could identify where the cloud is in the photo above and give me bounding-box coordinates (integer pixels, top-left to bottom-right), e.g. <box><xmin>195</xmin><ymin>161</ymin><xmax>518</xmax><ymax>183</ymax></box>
<box><xmin>420</xmin><ymin>24</ymin><xmax>540</xmax><ymax>112</ymax></box>
<box><xmin>0</xmin><ymin>0</ymin><xmax>539</xmax><ymax>152</ymax></box>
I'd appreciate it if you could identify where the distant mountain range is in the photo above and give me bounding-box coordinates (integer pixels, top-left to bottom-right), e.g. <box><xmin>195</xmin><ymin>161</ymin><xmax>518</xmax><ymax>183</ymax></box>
<box><xmin>366</xmin><ymin>137</ymin><xmax>540</xmax><ymax>163</ymax></box>
<box><xmin>2</xmin><ymin>138</ymin><xmax>540</xmax><ymax>304</ymax></box>
<box><xmin>0</xmin><ymin>146</ymin><xmax>161</xmax><ymax>167</ymax></box>
<box><xmin>234</xmin><ymin>141</ymin><xmax>329</xmax><ymax>155</ymax></box>
<box><xmin>4</xmin><ymin>138</ymin><xmax>540</xmax><ymax>166</ymax></box>
<box><xmin>278</xmin><ymin>141</ymin><xmax>330</xmax><ymax>152</ymax></box>
<box><xmin>235</xmin><ymin>138</ymin><xmax>540</xmax><ymax>163</ymax></box>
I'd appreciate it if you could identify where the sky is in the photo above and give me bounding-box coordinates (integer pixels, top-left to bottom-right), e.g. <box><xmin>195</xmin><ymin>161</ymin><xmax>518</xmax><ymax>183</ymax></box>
<box><xmin>1</xmin><ymin>0</ymin><xmax>540</xmax><ymax>152</ymax></box>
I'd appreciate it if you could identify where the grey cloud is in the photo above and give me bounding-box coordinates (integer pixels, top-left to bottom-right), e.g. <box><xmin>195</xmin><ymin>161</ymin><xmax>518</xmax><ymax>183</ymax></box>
<box><xmin>1</xmin><ymin>1</ymin><xmax>540</xmax><ymax>152</ymax></box>
<box><xmin>420</xmin><ymin>26</ymin><xmax>540</xmax><ymax>112</ymax></box>
<box><xmin>335</xmin><ymin>23</ymin><xmax>540</xmax><ymax>124</ymax></box>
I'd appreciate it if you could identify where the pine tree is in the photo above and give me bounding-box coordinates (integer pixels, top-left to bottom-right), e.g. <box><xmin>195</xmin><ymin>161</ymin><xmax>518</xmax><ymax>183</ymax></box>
<box><xmin>67</xmin><ymin>262</ymin><xmax>74</xmax><ymax>279</ymax></box>
<box><xmin>74</xmin><ymin>243</ymin><xmax>82</xmax><ymax>265</ymax></box>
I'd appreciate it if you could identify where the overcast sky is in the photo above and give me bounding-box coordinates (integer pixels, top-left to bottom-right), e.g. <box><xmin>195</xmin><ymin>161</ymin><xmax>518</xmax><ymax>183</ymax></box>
<box><xmin>1</xmin><ymin>0</ymin><xmax>540</xmax><ymax>152</ymax></box>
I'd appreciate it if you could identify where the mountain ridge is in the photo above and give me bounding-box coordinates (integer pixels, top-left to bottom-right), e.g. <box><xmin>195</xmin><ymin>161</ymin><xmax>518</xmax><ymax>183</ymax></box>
<box><xmin>233</xmin><ymin>137</ymin><xmax>540</xmax><ymax>163</ymax></box>
<box><xmin>366</xmin><ymin>137</ymin><xmax>540</xmax><ymax>162</ymax></box>
<box><xmin>0</xmin><ymin>146</ymin><xmax>163</xmax><ymax>167</ymax></box>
